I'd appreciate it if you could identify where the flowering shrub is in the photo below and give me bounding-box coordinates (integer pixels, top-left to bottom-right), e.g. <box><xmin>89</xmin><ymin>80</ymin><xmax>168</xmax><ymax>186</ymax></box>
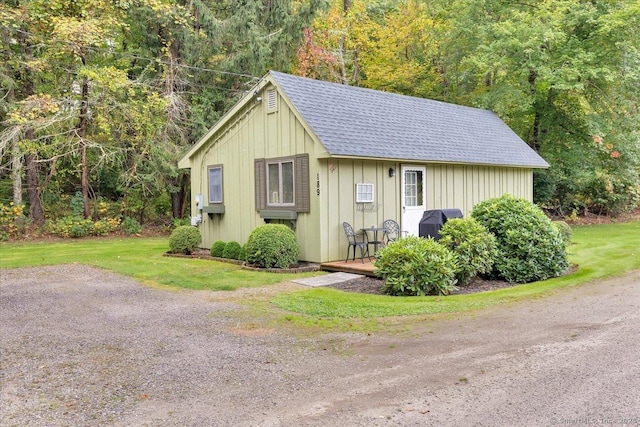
<box><xmin>44</xmin><ymin>216</ymin><xmax>121</xmax><ymax>238</ymax></box>
<box><xmin>0</xmin><ymin>202</ymin><xmax>27</xmax><ymax>240</ymax></box>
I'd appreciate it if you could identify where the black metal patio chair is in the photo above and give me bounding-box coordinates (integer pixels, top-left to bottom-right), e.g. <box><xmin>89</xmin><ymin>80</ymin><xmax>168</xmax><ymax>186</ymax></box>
<box><xmin>342</xmin><ymin>222</ymin><xmax>371</xmax><ymax>263</ymax></box>
<box><xmin>382</xmin><ymin>219</ymin><xmax>402</xmax><ymax>243</ymax></box>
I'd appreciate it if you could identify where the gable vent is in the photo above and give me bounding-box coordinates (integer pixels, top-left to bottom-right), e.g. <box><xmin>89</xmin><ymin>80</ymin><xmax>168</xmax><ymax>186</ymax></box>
<box><xmin>266</xmin><ymin>89</ymin><xmax>277</xmax><ymax>112</ymax></box>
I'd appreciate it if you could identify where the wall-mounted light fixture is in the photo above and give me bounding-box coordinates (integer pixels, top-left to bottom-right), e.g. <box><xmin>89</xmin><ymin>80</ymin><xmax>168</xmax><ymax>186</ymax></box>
<box><xmin>254</xmin><ymin>90</ymin><xmax>262</xmax><ymax>103</ymax></box>
<box><xmin>388</xmin><ymin>167</ymin><xmax>396</xmax><ymax>178</ymax></box>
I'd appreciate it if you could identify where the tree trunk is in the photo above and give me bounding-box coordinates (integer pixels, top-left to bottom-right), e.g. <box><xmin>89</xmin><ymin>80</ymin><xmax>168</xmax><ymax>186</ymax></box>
<box><xmin>77</xmin><ymin>57</ymin><xmax>91</xmax><ymax>219</ymax></box>
<box><xmin>170</xmin><ymin>172</ymin><xmax>189</xmax><ymax>219</ymax></box>
<box><xmin>15</xmin><ymin>28</ymin><xmax>45</xmax><ymax>224</ymax></box>
<box><xmin>25</xmin><ymin>152</ymin><xmax>44</xmax><ymax>225</ymax></box>
<box><xmin>528</xmin><ymin>69</ymin><xmax>541</xmax><ymax>153</ymax></box>
<box><xmin>11</xmin><ymin>138</ymin><xmax>22</xmax><ymax>206</ymax></box>
<box><xmin>171</xmin><ymin>190</ymin><xmax>183</xmax><ymax>220</ymax></box>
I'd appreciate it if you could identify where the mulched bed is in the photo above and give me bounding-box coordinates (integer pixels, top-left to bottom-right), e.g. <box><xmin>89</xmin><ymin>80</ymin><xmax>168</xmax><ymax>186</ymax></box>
<box><xmin>327</xmin><ymin>275</ymin><xmax>519</xmax><ymax>295</ymax></box>
<box><xmin>329</xmin><ymin>264</ymin><xmax>579</xmax><ymax>295</ymax></box>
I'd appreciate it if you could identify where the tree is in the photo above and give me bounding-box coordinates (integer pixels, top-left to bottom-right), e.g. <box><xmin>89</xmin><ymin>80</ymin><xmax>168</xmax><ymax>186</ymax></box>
<box><xmin>438</xmin><ymin>0</ymin><xmax>640</xmax><ymax>214</ymax></box>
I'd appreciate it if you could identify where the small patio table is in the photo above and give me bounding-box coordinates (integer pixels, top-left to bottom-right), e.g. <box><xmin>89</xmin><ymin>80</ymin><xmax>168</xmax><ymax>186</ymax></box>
<box><xmin>360</xmin><ymin>226</ymin><xmax>388</xmax><ymax>254</ymax></box>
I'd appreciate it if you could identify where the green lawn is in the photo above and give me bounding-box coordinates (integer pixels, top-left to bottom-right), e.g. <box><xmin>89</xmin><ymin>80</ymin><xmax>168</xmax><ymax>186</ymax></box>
<box><xmin>1</xmin><ymin>221</ymin><xmax>638</xmax><ymax>321</ymax></box>
<box><xmin>0</xmin><ymin>237</ymin><xmax>318</xmax><ymax>291</ymax></box>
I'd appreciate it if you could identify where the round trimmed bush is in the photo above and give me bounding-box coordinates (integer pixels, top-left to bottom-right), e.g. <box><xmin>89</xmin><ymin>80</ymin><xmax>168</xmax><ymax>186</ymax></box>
<box><xmin>245</xmin><ymin>224</ymin><xmax>299</xmax><ymax>269</ymax></box>
<box><xmin>210</xmin><ymin>240</ymin><xmax>227</xmax><ymax>257</ymax></box>
<box><xmin>169</xmin><ymin>226</ymin><xmax>202</xmax><ymax>255</ymax></box>
<box><xmin>222</xmin><ymin>241</ymin><xmax>242</xmax><ymax>260</ymax></box>
<box><xmin>374</xmin><ymin>236</ymin><xmax>459</xmax><ymax>296</ymax></box>
<box><xmin>238</xmin><ymin>245</ymin><xmax>247</xmax><ymax>262</ymax></box>
<box><xmin>439</xmin><ymin>218</ymin><xmax>497</xmax><ymax>286</ymax></box>
<box><xmin>471</xmin><ymin>194</ymin><xmax>568</xmax><ymax>283</ymax></box>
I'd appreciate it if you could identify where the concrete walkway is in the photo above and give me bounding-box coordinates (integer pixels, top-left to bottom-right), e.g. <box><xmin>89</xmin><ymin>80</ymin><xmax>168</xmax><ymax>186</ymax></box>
<box><xmin>291</xmin><ymin>272</ymin><xmax>363</xmax><ymax>287</ymax></box>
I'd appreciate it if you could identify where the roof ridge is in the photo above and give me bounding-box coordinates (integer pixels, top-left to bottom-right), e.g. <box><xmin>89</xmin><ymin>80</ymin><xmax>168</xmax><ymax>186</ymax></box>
<box><xmin>268</xmin><ymin>70</ymin><xmax>497</xmax><ymax>116</ymax></box>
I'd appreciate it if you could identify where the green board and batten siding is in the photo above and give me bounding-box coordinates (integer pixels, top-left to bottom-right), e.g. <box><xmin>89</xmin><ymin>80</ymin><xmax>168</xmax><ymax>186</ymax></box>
<box><xmin>320</xmin><ymin>160</ymin><xmax>532</xmax><ymax>263</ymax></box>
<box><xmin>425</xmin><ymin>164</ymin><xmax>533</xmax><ymax>212</ymax></box>
<box><xmin>186</xmin><ymin>85</ymin><xmax>322</xmax><ymax>262</ymax></box>
<box><xmin>320</xmin><ymin>159</ymin><xmax>400</xmax><ymax>263</ymax></box>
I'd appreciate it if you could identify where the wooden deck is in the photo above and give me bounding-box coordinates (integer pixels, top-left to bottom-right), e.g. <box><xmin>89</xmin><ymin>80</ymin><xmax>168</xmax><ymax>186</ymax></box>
<box><xmin>320</xmin><ymin>258</ymin><xmax>378</xmax><ymax>276</ymax></box>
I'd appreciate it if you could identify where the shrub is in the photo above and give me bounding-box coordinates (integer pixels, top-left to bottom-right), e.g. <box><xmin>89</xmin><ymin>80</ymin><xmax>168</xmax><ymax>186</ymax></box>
<box><xmin>374</xmin><ymin>236</ymin><xmax>459</xmax><ymax>296</ymax></box>
<box><xmin>120</xmin><ymin>216</ymin><xmax>142</xmax><ymax>235</ymax></box>
<box><xmin>222</xmin><ymin>241</ymin><xmax>242</xmax><ymax>260</ymax></box>
<box><xmin>238</xmin><ymin>245</ymin><xmax>247</xmax><ymax>262</ymax></box>
<box><xmin>552</xmin><ymin>220</ymin><xmax>572</xmax><ymax>245</ymax></box>
<box><xmin>169</xmin><ymin>226</ymin><xmax>202</xmax><ymax>254</ymax></box>
<box><xmin>471</xmin><ymin>194</ymin><xmax>568</xmax><ymax>283</ymax></box>
<box><xmin>245</xmin><ymin>224</ymin><xmax>299</xmax><ymax>269</ymax></box>
<box><xmin>210</xmin><ymin>240</ymin><xmax>227</xmax><ymax>257</ymax></box>
<box><xmin>172</xmin><ymin>217</ymin><xmax>191</xmax><ymax>228</ymax></box>
<box><xmin>0</xmin><ymin>202</ymin><xmax>27</xmax><ymax>240</ymax></box>
<box><xmin>43</xmin><ymin>216</ymin><xmax>120</xmax><ymax>238</ymax></box>
<box><xmin>439</xmin><ymin>218</ymin><xmax>497</xmax><ymax>286</ymax></box>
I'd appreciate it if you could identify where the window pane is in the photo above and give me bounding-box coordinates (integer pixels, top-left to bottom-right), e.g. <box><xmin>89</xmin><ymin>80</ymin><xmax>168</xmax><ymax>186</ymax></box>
<box><xmin>209</xmin><ymin>167</ymin><xmax>222</xmax><ymax>203</ymax></box>
<box><xmin>405</xmin><ymin>171</ymin><xmax>417</xmax><ymax>207</ymax></box>
<box><xmin>282</xmin><ymin>162</ymin><xmax>294</xmax><ymax>204</ymax></box>
<box><xmin>268</xmin><ymin>164</ymin><xmax>280</xmax><ymax>204</ymax></box>
<box><xmin>356</xmin><ymin>183</ymin><xmax>374</xmax><ymax>203</ymax></box>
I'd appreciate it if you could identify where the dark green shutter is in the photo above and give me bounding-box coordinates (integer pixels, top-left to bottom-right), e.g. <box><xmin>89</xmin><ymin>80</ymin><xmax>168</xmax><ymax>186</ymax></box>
<box><xmin>295</xmin><ymin>154</ymin><xmax>310</xmax><ymax>213</ymax></box>
<box><xmin>254</xmin><ymin>159</ymin><xmax>266</xmax><ymax>211</ymax></box>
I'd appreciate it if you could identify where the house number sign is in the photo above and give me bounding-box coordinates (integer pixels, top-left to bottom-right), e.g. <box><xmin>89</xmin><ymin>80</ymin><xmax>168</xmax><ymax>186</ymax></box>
<box><xmin>316</xmin><ymin>173</ymin><xmax>320</xmax><ymax>196</ymax></box>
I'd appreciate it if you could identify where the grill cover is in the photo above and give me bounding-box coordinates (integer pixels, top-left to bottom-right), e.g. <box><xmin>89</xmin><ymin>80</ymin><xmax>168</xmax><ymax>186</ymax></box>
<box><xmin>418</xmin><ymin>209</ymin><xmax>464</xmax><ymax>240</ymax></box>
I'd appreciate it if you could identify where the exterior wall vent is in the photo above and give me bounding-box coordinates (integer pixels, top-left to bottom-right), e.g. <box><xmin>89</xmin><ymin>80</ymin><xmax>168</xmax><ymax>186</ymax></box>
<box><xmin>267</xmin><ymin>89</ymin><xmax>277</xmax><ymax>112</ymax></box>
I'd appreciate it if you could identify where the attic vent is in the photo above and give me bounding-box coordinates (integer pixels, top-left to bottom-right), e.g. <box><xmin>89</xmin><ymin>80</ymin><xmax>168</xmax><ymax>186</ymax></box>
<box><xmin>266</xmin><ymin>89</ymin><xmax>277</xmax><ymax>112</ymax></box>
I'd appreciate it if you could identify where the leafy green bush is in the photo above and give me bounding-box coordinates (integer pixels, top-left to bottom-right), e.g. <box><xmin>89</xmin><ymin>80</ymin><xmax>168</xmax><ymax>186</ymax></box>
<box><xmin>245</xmin><ymin>224</ymin><xmax>299</xmax><ymax>269</ymax></box>
<box><xmin>471</xmin><ymin>194</ymin><xmax>568</xmax><ymax>283</ymax></box>
<box><xmin>222</xmin><ymin>241</ymin><xmax>242</xmax><ymax>260</ymax></box>
<box><xmin>169</xmin><ymin>226</ymin><xmax>202</xmax><ymax>254</ymax></box>
<box><xmin>172</xmin><ymin>217</ymin><xmax>191</xmax><ymax>228</ymax></box>
<box><xmin>439</xmin><ymin>218</ymin><xmax>497</xmax><ymax>286</ymax></box>
<box><xmin>374</xmin><ymin>236</ymin><xmax>459</xmax><ymax>296</ymax></box>
<box><xmin>238</xmin><ymin>245</ymin><xmax>247</xmax><ymax>262</ymax></box>
<box><xmin>552</xmin><ymin>220</ymin><xmax>572</xmax><ymax>245</ymax></box>
<box><xmin>210</xmin><ymin>240</ymin><xmax>227</xmax><ymax>257</ymax></box>
<box><xmin>120</xmin><ymin>216</ymin><xmax>142</xmax><ymax>235</ymax></box>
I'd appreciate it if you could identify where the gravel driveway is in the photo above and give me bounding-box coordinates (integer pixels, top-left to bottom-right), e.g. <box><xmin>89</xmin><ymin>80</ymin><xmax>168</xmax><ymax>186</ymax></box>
<box><xmin>1</xmin><ymin>265</ymin><xmax>639</xmax><ymax>426</ymax></box>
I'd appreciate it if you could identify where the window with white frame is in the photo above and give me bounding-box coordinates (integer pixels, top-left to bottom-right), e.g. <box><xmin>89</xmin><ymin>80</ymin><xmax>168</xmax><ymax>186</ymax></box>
<box><xmin>355</xmin><ymin>183</ymin><xmax>374</xmax><ymax>203</ymax></box>
<box><xmin>208</xmin><ymin>165</ymin><xmax>223</xmax><ymax>204</ymax></box>
<box><xmin>267</xmin><ymin>160</ymin><xmax>295</xmax><ymax>206</ymax></box>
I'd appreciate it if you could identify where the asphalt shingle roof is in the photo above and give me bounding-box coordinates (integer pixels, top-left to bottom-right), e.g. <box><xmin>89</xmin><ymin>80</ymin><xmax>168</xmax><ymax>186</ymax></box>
<box><xmin>270</xmin><ymin>71</ymin><xmax>548</xmax><ymax>168</ymax></box>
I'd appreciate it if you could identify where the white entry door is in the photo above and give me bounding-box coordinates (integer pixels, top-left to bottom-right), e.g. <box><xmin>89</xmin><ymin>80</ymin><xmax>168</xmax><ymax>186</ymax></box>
<box><xmin>401</xmin><ymin>165</ymin><xmax>426</xmax><ymax>236</ymax></box>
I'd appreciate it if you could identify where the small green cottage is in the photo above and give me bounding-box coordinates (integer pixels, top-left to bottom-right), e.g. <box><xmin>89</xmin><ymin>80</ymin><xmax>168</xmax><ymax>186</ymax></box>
<box><xmin>178</xmin><ymin>71</ymin><xmax>548</xmax><ymax>263</ymax></box>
